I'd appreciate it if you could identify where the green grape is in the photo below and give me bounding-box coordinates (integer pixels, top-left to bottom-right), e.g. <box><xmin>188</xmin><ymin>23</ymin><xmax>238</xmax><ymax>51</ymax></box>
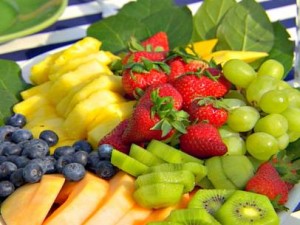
<box><xmin>257</xmin><ymin>59</ymin><xmax>284</xmax><ymax>80</ymax></box>
<box><xmin>287</xmin><ymin>131</ymin><xmax>300</xmax><ymax>142</ymax></box>
<box><xmin>281</xmin><ymin>107</ymin><xmax>300</xmax><ymax>133</ymax></box>
<box><xmin>222</xmin><ymin>59</ymin><xmax>256</xmax><ymax>88</ymax></box>
<box><xmin>246</xmin><ymin>75</ymin><xmax>279</xmax><ymax>107</ymax></box>
<box><xmin>254</xmin><ymin>114</ymin><xmax>288</xmax><ymax>137</ymax></box>
<box><xmin>218</xmin><ymin>125</ymin><xmax>240</xmax><ymax>138</ymax></box>
<box><xmin>224</xmin><ymin>90</ymin><xmax>247</xmax><ymax>102</ymax></box>
<box><xmin>277</xmin><ymin>80</ymin><xmax>292</xmax><ymax>90</ymax></box>
<box><xmin>277</xmin><ymin>133</ymin><xmax>289</xmax><ymax>150</ymax></box>
<box><xmin>282</xmin><ymin>88</ymin><xmax>300</xmax><ymax>108</ymax></box>
<box><xmin>222</xmin><ymin>136</ymin><xmax>246</xmax><ymax>155</ymax></box>
<box><xmin>246</xmin><ymin>132</ymin><xmax>279</xmax><ymax>161</ymax></box>
<box><xmin>258</xmin><ymin>90</ymin><xmax>289</xmax><ymax>113</ymax></box>
<box><xmin>227</xmin><ymin>106</ymin><xmax>260</xmax><ymax>132</ymax></box>
<box><xmin>221</xmin><ymin>98</ymin><xmax>246</xmax><ymax>110</ymax></box>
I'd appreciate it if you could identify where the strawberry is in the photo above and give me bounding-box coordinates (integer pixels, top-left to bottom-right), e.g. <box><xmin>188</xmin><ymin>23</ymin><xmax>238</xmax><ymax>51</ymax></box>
<box><xmin>122</xmin><ymin>84</ymin><xmax>189</xmax><ymax>144</ymax></box>
<box><xmin>179</xmin><ymin>123</ymin><xmax>227</xmax><ymax>159</ymax></box>
<box><xmin>141</xmin><ymin>31</ymin><xmax>169</xmax><ymax>52</ymax></box>
<box><xmin>121</xmin><ymin>59</ymin><xmax>169</xmax><ymax>98</ymax></box>
<box><xmin>122</xmin><ymin>51</ymin><xmax>167</xmax><ymax>65</ymax></box>
<box><xmin>245</xmin><ymin>162</ymin><xmax>289</xmax><ymax>207</ymax></box>
<box><xmin>187</xmin><ymin>97</ymin><xmax>228</xmax><ymax>127</ymax></box>
<box><xmin>98</xmin><ymin>119</ymin><xmax>131</xmax><ymax>154</ymax></box>
<box><xmin>167</xmin><ymin>57</ymin><xmax>186</xmax><ymax>81</ymax></box>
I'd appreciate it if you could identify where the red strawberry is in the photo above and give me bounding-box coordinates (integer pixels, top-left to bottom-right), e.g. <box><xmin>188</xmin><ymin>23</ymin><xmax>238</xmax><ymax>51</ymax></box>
<box><xmin>141</xmin><ymin>32</ymin><xmax>169</xmax><ymax>52</ymax></box>
<box><xmin>121</xmin><ymin>60</ymin><xmax>169</xmax><ymax>99</ymax></box>
<box><xmin>179</xmin><ymin>123</ymin><xmax>227</xmax><ymax>159</ymax></box>
<box><xmin>122</xmin><ymin>85</ymin><xmax>189</xmax><ymax>144</ymax></box>
<box><xmin>184</xmin><ymin>59</ymin><xmax>208</xmax><ymax>73</ymax></box>
<box><xmin>245</xmin><ymin>162</ymin><xmax>289</xmax><ymax>206</ymax></box>
<box><xmin>187</xmin><ymin>98</ymin><xmax>228</xmax><ymax>127</ymax></box>
<box><xmin>122</xmin><ymin>51</ymin><xmax>167</xmax><ymax>65</ymax></box>
<box><xmin>167</xmin><ymin>58</ymin><xmax>186</xmax><ymax>81</ymax></box>
<box><xmin>98</xmin><ymin>119</ymin><xmax>131</xmax><ymax>154</ymax></box>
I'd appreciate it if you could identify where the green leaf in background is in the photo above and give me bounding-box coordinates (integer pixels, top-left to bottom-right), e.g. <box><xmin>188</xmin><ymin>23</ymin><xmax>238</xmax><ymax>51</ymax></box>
<box><xmin>193</xmin><ymin>0</ymin><xmax>236</xmax><ymax>41</ymax></box>
<box><xmin>87</xmin><ymin>0</ymin><xmax>193</xmax><ymax>53</ymax></box>
<box><xmin>0</xmin><ymin>59</ymin><xmax>28</xmax><ymax>125</ymax></box>
<box><xmin>265</xmin><ymin>21</ymin><xmax>295</xmax><ymax>78</ymax></box>
<box><xmin>216</xmin><ymin>0</ymin><xmax>274</xmax><ymax>52</ymax></box>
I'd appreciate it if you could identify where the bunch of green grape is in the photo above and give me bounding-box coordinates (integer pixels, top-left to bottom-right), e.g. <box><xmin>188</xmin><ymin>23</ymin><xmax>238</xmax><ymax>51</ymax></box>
<box><xmin>220</xmin><ymin>59</ymin><xmax>300</xmax><ymax>161</ymax></box>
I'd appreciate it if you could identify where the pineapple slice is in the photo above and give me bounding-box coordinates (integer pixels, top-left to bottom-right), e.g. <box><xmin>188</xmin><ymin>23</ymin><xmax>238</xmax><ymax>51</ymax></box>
<box><xmin>48</xmin><ymin>60</ymin><xmax>112</xmax><ymax>104</ymax></box>
<box><xmin>63</xmin><ymin>90</ymin><xmax>125</xmax><ymax>139</ymax></box>
<box><xmin>58</xmin><ymin>75</ymin><xmax>124</xmax><ymax>117</ymax></box>
<box><xmin>87</xmin><ymin>116</ymin><xmax>122</xmax><ymax>148</ymax></box>
<box><xmin>49</xmin><ymin>51</ymin><xmax>119</xmax><ymax>80</ymax></box>
<box><xmin>48</xmin><ymin>37</ymin><xmax>102</xmax><ymax>79</ymax></box>
<box><xmin>20</xmin><ymin>81</ymin><xmax>52</xmax><ymax>100</ymax></box>
<box><xmin>88</xmin><ymin>101</ymin><xmax>136</xmax><ymax>131</ymax></box>
<box><xmin>30</xmin><ymin>52</ymin><xmax>61</xmax><ymax>85</ymax></box>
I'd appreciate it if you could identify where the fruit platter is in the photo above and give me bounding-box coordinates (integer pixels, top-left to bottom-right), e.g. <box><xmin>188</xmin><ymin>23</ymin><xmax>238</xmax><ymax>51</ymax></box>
<box><xmin>0</xmin><ymin>0</ymin><xmax>300</xmax><ymax>224</ymax></box>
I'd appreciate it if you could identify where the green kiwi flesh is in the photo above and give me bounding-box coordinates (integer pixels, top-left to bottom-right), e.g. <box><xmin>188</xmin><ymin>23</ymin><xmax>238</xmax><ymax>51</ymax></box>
<box><xmin>111</xmin><ymin>149</ymin><xmax>148</xmax><ymax>177</ymax></box>
<box><xmin>147</xmin><ymin>222</ymin><xmax>183</xmax><ymax>225</ymax></box>
<box><xmin>166</xmin><ymin>208</ymin><xmax>221</xmax><ymax>225</ymax></box>
<box><xmin>129</xmin><ymin>144</ymin><xmax>165</xmax><ymax>166</ymax></box>
<box><xmin>215</xmin><ymin>190</ymin><xmax>280</xmax><ymax>225</ymax></box>
<box><xmin>147</xmin><ymin>140</ymin><xmax>183</xmax><ymax>163</ymax></box>
<box><xmin>135</xmin><ymin>170</ymin><xmax>195</xmax><ymax>193</ymax></box>
<box><xmin>133</xmin><ymin>183</ymin><xmax>184</xmax><ymax>209</ymax></box>
<box><xmin>188</xmin><ymin>189</ymin><xmax>235</xmax><ymax>216</ymax></box>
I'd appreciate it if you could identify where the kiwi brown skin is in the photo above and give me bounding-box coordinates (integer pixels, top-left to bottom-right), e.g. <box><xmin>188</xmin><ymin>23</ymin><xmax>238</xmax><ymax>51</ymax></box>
<box><xmin>188</xmin><ymin>189</ymin><xmax>235</xmax><ymax>216</ymax></box>
<box><xmin>214</xmin><ymin>190</ymin><xmax>280</xmax><ymax>225</ymax></box>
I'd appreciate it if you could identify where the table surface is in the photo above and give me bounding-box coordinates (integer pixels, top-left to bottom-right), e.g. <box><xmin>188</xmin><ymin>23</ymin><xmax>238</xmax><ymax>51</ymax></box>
<box><xmin>0</xmin><ymin>0</ymin><xmax>299</xmax><ymax>224</ymax></box>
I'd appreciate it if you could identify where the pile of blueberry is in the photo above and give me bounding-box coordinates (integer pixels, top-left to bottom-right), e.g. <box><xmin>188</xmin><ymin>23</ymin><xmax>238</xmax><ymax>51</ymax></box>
<box><xmin>0</xmin><ymin>114</ymin><xmax>117</xmax><ymax>199</ymax></box>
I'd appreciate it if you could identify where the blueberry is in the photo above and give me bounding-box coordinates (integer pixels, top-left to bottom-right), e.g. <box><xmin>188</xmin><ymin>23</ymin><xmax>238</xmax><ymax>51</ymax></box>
<box><xmin>22</xmin><ymin>139</ymin><xmax>49</xmax><ymax>159</ymax></box>
<box><xmin>0</xmin><ymin>141</ymin><xmax>14</xmax><ymax>156</ymax></box>
<box><xmin>0</xmin><ymin>126</ymin><xmax>19</xmax><ymax>142</ymax></box>
<box><xmin>55</xmin><ymin>155</ymin><xmax>74</xmax><ymax>173</ymax></box>
<box><xmin>6</xmin><ymin>114</ymin><xmax>26</xmax><ymax>128</ymax></box>
<box><xmin>72</xmin><ymin>151</ymin><xmax>88</xmax><ymax>166</ymax></box>
<box><xmin>97</xmin><ymin>144</ymin><xmax>113</xmax><ymax>161</ymax></box>
<box><xmin>2</xmin><ymin>142</ymin><xmax>22</xmax><ymax>156</ymax></box>
<box><xmin>0</xmin><ymin>155</ymin><xmax>7</xmax><ymax>164</ymax></box>
<box><xmin>62</xmin><ymin>163</ymin><xmax>86</xmax><ymax>181</ymax></box>
<box><xmin>11</xmin><ymin>129</ymin><xmax>33</xmax><ymax>143</ymax></box>
<box><xmin>22</xmin><ymin>163</ymin><xmax>44</xmax><ymax>183</ymax></box>
<box><xmin>39</xmin><ymin>130</ymin><xmax>59</xmax><ymax>147</ymax></box>
<box><xmin>0</xmin><ymin>180</ymin><xmax>15</xmax><ymax>197</ymax></box>
<box><xmin>42</xmin><ymin>156</ymin><xmax>56</xmax><ymax>174</ymax></box>
<box><xmin>86</xmin><ymin>151</ymin><xmax>100</xmax><ymax>172</ymax></box>
<box><xmin>0</xmin><ymin>161</ymin><xmax>17</xmax><ymax>180</ymax></box>
<box><xmin>10</xmin><ymin>168</ymin><xmax>25</xmax><ymax>187</ymax></box>
<box><xmin>95</xmin><ymin>161</ymin><xmax>116</xmax><ymax>180</ymax></box>
<box><xmin>7</xmin><ymin>156</ymin><xmax>30</xmax><ymax>168</ymax></box>
<box><xmin>53</xmin><ymin>146</ymin><xmax>75</xmax><ymax>160</ymax></box>
<box><xmin>29</xmin><ymin>158</ymin><xmax>46</xmax><ymax>173</ymax></box>
<box><xmin>72</xmin><ymin>140</ymin><xmax>93</xmax><ymax>154</ymax></box>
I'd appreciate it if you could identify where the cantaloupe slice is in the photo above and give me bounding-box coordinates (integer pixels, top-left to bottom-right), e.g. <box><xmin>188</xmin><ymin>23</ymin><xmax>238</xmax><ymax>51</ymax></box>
<box><xmin>54</xmin><ymin>181</ymin><xmax>78</xmax><ymax>205</ymax></box>
<box><xmin>1</xmin><ymin>174</ymin><xmax>65</xmax><ymax>225</ymax></box>
<box><xmin>115</xmin><ymin>204</ymin><xmax>153</xmax><ymax>225</ymax></box>
<box><xmin>43</xmin><ymin>172</ymin><xmax>109</xmax><ymax>225</ymax></box>
<box><xmin>83</xmin><ymin>172</ymin><xmax>136</xmax><ymax>225</ymax></box>
<box><xmin>0</xmin><ymin>216</ymin><xmax>6</xmax><ymax>225</ymax></box>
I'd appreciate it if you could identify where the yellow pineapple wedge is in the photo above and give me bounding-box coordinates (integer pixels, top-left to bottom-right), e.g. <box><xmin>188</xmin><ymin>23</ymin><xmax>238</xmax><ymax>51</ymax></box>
<box><xmin>57</xmin><ymin>75</ymin><xmax>124</xmax><ymax>117</ymax></box>
<box><xmin>88</xmin><ymin>101</ymin><xmax>136</xmax><ymax>131</ymax></box>
<box><xmin>30</xmin><ymin>52</ymin><xmax>61</xmax><ymax>85</ymax></box>
<box><xmin>49</xmin><ymin>51</ymin><xmax>119</xmax><ymax>80</ymax></box>
<box><xmin>186</xmin><ymin>39</ymin><xmax>218</xmax><ymax>57</ymax></box>
<box><xmin>63</xmin><ymin>90</ymin><xmax>125</xmax><ymax>139</ymax></box>
<box><xmin>48</xmin><ymin>37</ymin><xmax>102</xmax><ymax>79</ymax></box>
<box><xmin>87</xmin><ymin>116</ymin><xmax>122</xmax><ymax>148</ymax></box>
<box><xmin>48</xmin><ymin>60</ymin><xmax>113</xmax><ymax>104</ymax></box>
<box><xmin>20</xmin><ymin>81</ymin><xmax>52</xmax><ymax>100</ymax></box>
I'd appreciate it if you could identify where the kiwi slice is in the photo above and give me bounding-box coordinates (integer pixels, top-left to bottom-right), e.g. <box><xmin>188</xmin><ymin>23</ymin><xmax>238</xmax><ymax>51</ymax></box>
<box><xmin>188</xmin><ymin>189</ymin><xmax>235</xmax><ymax>216</ymax></box>
<box><xmin>196</xmin><ymin>176</ymin><xmax>214</xmax><ymax>189</ymax></box>
<box><xmin>111</xmin><ymin>149</ymin><xmax>148</xmax><ymax>177</ymax></box>
<box><xmin>147</xmin><ymin>140</ymin><xmax>182</xmax><ymax>163</ymax></box>
<box><xmin>129</xmin><ymin>144</ymin><xmax>165</xmax><ymax>166</ymax></box>
<box><xmin>166</xmin><ymin>208</ymin><xmax>221</xmax><ymax>225</ymax></box>
<box><xmin>205</xmin><ymin>156</ymin><xmax>237</xmax><ymax>189</ymax></box>
<box><xmin>179</xmin><ymin>150</ymin><xmax>203</xmax><ymax>164</ymax></box>
<box><xmin>133</xmin><ymin>183</ymin><xmax>184</xmax><ymax>209</ymax></box>
<box><xmin>220</xmin><ymin>155</ymin><xmax>254</xmax><ymax>189</ymax></box>
<box><xmin>147</xmin><ymin>222</ymin><xmax>183</xmax><ymax>225</ymax></box>
<box><xmin>215</xmin><ymin>190</ymin><xmax>279</xmax><ymax>225</ymax></box>
<box><xmin>135</xmin><ymin>170</ymin><xmax>195</xmax><ymax>193</ymax></box>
